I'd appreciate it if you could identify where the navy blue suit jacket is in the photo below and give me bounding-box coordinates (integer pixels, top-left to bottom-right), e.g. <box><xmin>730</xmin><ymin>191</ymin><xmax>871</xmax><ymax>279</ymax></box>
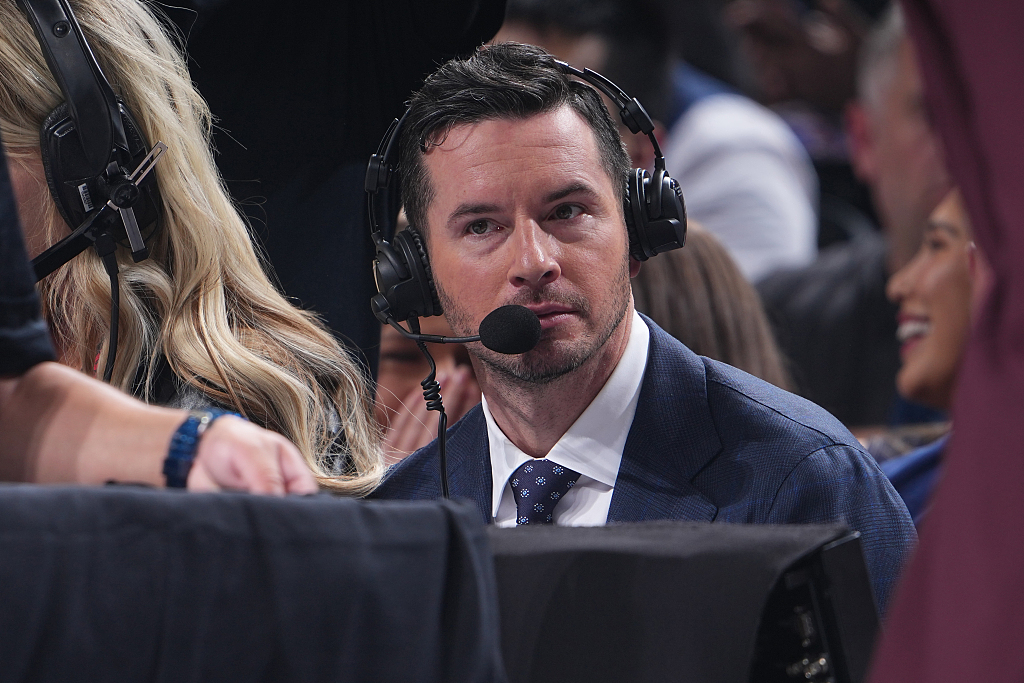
<box><xmin>371</xmin><ymin>318</ymin><xmax>916</xmax><ymax>613</ymax></box>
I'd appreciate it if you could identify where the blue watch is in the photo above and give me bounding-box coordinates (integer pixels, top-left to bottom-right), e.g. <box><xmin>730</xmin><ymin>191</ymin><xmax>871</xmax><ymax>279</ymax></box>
<box><xmin>163</xmin><ymin>409</ymin><xmax>238</xmax><ymax>488</ymax></box>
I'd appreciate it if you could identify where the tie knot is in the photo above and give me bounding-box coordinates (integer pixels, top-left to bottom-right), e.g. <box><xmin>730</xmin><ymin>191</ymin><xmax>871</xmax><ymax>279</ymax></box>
<box><xmin>508</xmin><ymin>459</ymin><xmax>581</xmax><ymax>525</ymax></box>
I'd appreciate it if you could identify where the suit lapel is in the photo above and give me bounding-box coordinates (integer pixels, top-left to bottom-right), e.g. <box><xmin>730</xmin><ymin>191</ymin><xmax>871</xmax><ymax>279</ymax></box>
<box><xmin>441</xmin><ymin>406</ymin><xmax>494</xmax><ymax>525</ymax></box>
<box><xmin>608</xmin><ymin>317</ymin><xmax>721</xmax><ymax>523</ymax></box>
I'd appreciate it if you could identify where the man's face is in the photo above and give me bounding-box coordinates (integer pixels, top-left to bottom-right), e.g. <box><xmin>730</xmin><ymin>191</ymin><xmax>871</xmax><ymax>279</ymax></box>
<box><xmin>421</xmin><ymin>106</ymin><xmax>637</xmax><ymax>385</ymax></box>
<box><xmin>866</xmin><ymin>38</ymin><xmax>951</xmax><ymax>272</ymax></box>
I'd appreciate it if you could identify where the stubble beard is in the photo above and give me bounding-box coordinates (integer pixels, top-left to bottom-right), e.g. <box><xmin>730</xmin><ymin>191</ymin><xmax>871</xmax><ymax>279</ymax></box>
<box><xmin>434</xmin><ymin>261</ymin><xmax>633</xmax><ymax>388</ymax></box>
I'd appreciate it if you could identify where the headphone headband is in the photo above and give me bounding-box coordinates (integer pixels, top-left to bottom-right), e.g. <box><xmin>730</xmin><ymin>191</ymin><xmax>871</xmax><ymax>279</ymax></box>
<box><xmin>365</xmin><ymin>60</ymin><xmax>675</xmax><ymax>244</ymax></box>
<box><xmin>553</xmin><ymin>60</ymin><xmax>665</xmax><ymax>160</ymax></box>
<box><xmin>17</xmin><ymin>0</ymin><xmax>127</xmax><ymax>174</ymax></box>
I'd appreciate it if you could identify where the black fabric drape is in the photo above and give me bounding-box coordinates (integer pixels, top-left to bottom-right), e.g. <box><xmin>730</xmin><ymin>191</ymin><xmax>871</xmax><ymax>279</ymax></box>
<box><xmin>490</xmin><ymin>522</ymin><xmax>859</xmax><ymax>683</ymax></box>
<box><xmin>0</xmin><ymin>486</ymin><xmax>506</xmax><ymax>683</ymax></box>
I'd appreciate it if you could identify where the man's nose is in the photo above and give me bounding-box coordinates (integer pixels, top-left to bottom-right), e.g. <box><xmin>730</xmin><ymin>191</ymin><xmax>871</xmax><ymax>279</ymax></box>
<box><xmin>507</xmin><ymin>220</ymin><xmax>560</xmax><ymax>289</ymax></box>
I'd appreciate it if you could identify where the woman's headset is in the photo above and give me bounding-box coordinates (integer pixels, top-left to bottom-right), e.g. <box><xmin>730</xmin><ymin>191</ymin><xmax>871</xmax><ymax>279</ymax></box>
<box><xmin>365</xmin><ymin>59</ymin><xmax>687</xmax><ymax>324</ymax></box>
<box><xmin>15</xmin><ymin>0</ymin><xmax>165</xmax><ymax>380</ymax></box>
<box><xmin>16</xmin><ymin>0</ymin><xmax>162</xmax><ymax>281</ymax></box>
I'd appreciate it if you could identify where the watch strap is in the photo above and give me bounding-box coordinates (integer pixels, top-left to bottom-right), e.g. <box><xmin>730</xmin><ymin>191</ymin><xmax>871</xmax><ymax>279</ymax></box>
<box><xmin>163</xmin><ymin>409</ymin><xmax>239</xmax><ymax>488</ymax></box>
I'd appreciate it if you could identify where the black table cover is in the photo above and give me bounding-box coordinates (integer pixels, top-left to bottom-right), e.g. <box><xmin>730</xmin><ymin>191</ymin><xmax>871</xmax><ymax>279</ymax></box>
<box><xmin>0</xmin><ymin>486</ymin><xmax>505</xmax><ymax>683</ymax></box>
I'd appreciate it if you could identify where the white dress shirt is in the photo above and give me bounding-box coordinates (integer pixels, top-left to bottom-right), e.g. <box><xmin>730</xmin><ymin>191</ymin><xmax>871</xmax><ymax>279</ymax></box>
<box><xmin>483</xmin><ymin>310</ymin><xmax>650</xmax><ymax>527</ymax></box>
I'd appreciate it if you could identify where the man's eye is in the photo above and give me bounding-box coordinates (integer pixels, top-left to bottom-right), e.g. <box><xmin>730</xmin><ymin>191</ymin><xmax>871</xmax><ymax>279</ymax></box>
<box><xmin>551</xmin><ymin>204</ymin><xmax>583</xmax><ymax>220</ymax></box>
<box><xmin>467</xmin><ymin>220</ymin><xmax>493</xmax><ymax>235</ymax></box>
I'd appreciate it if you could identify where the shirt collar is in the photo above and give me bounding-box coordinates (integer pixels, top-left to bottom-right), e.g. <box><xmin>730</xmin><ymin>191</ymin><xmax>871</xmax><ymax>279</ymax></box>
<box><xmin>483</xmin><ymin>310</ymin><xmax>651</xmax><ymax>518</ymax></box>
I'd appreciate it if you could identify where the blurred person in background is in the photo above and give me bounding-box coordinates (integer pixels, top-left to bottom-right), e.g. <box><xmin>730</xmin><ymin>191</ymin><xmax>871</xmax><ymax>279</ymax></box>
<box><xmin>631</xmin><ymin>225</ymin><xmax>793</xmax><ymax>390</ymax></box>
<box><xmin>725</xmin><ymin>0</ymin><xmax>889</xmax><ymax>236</ymax></box>
<box><xmin>879</xmin><ymin>189</ymin><xmax>990</xmax><ymax>525</ymax></box>
<box><xmin>376</xmin><ymin>316</ymin><xmax>480</xmax><ymax>464</ymax></box>
<box><xmin>653</xmin><ymin>0</ymin><xmax>755</xmax><ymax>95</ymax></box>
<box><xmin>845</xmin><ymin>4</ymin><xmax>951</xmax><ymax>280</ymax></box>
<box><xmin>374</xmin><ymin>216</ymin><xmax>480</xmax><ymax>464</ymax></box>
<box><xmin>497</xmin><ymin>0</ymin><xmax>817</xmax><ymax>282</ymax></box>
<box><xmin>759</xmin><ymin>4</ymin><xmax>950</xmax><ymax>432</ymax></box>
<box><xmin>867</xmin><ymin>4</ymin><xmax>1024</xmax><ymax>678</ymax></box>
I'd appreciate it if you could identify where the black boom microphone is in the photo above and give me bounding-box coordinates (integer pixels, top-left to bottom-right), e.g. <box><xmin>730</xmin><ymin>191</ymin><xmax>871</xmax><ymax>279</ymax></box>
<box><xmin>384</xmin><ymin>304</ymin><xmax>542</xmax><ymax>355</ymax></box>
<box><xmin>479</xmin><ymin>305</ymin><xmax>543</xmax><ymax>354</ymax></box>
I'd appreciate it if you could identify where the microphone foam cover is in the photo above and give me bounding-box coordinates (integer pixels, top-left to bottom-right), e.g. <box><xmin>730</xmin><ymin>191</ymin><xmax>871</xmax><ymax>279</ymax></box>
<box><xmin>479</xmin><ymin>305</ymin><xmax>542</xmax><ymax>355</ymax></box>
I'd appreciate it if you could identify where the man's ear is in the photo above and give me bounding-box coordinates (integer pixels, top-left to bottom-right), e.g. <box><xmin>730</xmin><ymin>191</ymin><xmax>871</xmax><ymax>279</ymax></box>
<box><xmin>629</xmin><ymin>257</ymin><xmax>642</xmax><ymax>278</ymax></box>
<box><xmin>845</xmin><ymin>100</ymin><xmax>876</xmax><ymax>183</ymax></box>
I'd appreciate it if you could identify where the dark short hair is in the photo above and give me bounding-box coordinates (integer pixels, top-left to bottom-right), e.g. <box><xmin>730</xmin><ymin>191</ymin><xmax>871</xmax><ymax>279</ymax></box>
<box><xmin>400</xmin><ymin>42</ymin><xmax>631</xmax><ymax>234</ymax></box>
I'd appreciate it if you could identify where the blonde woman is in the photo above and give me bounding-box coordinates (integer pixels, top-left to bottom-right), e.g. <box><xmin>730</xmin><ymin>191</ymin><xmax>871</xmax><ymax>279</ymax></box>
<box><xmin>1</xmin><ymin>0</ymin><xmax>383</xmax><ymax>494</ymax></box>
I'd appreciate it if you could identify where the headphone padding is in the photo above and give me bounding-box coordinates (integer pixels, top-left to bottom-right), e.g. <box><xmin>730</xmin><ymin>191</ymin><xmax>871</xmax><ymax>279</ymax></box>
<box><xmin>39</xmin><ymin>103</ymin><xmax>76</xmax><ymax>229</ymax></box>
<box><xmin>625</xmin><ymin>168</ymin><xmax>651</xmax><ymax>261</ymax></box>
<box><xmin>396</xmin><ymin>227</ymin><xmax>443</xmax><ymax>318</ymax></box>
<box><xmin>648</xmin><ymin>166</ymin><xmax>666</xmax><ymax>220</ymax></box>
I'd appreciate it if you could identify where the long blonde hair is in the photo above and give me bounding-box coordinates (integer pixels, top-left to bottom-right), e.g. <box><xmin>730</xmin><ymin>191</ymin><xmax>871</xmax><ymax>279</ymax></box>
<box><xmin>0</xmin><ymin>0</ymin><xmax>383</xmax><ymax>493</ymax></box>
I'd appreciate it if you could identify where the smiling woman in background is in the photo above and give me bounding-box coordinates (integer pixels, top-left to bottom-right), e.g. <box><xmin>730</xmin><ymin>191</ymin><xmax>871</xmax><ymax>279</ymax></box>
<box><xmin>881</xmin><ymin>188</ymin><xmax>990</xmax><ymax>523</ymax></box>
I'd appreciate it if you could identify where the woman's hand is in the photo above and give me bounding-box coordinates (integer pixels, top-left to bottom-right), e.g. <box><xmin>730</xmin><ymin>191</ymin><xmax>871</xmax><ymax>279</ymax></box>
<box><xmin>187</xmin><ymin>415</ymin><xmax>318</xmax><ymax>495</ymax></box>
<box><xmin>0</xmin><ymin>362</ymin><xmax>318</xmax><ymax>494</ymax></box>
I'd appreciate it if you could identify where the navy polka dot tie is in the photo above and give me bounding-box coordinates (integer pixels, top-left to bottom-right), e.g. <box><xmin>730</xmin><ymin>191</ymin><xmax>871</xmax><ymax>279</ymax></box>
<box><xmin>508</xmin><ymin>459</ymin><xmax>582</xmax><ymax>525</ymax></box>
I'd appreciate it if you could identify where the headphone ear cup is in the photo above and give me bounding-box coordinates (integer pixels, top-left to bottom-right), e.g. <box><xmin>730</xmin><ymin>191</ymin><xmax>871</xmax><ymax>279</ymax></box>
<box><xmin>624</xmin><ymin>166</ymin><xmax>687</xmax><ymax>261</ymax></box>
<box><xmin>650</xmin><ymin>171</ymin><xmax>687</xmax><ymax>253</ymax></box>
<box><xmin>371</xmin><ymin>238</ymin><xmax>410</xmax><ymax>322</ymax></box>
<box><xmin>401</xmin><ymin>226</ymin><xmax>443</xmax><ymax>317</ymax></box>
<box><xmin>373</xmin><ymin>227</ymin><xmax>443</xmax><ymax>322</ymax></box>
<box><xmin>625</xmin><ymin>167</ymin><xmax>652</xmax><ymax>261</ymax></box>
<box><xmin>39</xmin><ymin>102</ymin><xmax>80</xmax><ymax>229</ymax></box>
<box><xmin>38</xmin><ymin>99</ymin><xmax>161</xmax><ymax>241</ymax></box>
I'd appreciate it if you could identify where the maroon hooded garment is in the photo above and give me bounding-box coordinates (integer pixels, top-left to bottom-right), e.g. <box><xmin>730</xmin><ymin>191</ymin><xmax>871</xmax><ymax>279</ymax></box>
<box><xmin>869</xmin><ymin>2</ymin><xmax>1024</xmax><ymax>681</ymax></box>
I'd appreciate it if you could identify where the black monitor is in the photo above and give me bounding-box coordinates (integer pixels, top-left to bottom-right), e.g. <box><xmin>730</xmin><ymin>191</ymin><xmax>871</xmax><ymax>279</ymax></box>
<box><xmin>489</xmin><ymin>522</ymin><xmax>879</xmax><ymax>683</ymax></box>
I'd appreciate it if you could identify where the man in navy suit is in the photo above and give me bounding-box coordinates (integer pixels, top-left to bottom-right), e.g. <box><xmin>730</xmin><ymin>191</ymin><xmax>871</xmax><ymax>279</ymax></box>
<box><xmin>370</xmin><ymin>43</ymin><xmax>915</xmax><ymax>614</ymax></box>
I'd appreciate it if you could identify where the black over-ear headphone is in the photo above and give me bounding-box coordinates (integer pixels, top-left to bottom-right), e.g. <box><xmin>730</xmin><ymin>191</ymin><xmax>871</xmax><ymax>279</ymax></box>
<box><xmin>17</xmin><ymin>0</ymin><xmax>162</xmax><ymax>282</ymax></box>
<box><xmin>365</xmin><ymin>59</ymin><xmax>687</xmax><ymax>325</ymax></box>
